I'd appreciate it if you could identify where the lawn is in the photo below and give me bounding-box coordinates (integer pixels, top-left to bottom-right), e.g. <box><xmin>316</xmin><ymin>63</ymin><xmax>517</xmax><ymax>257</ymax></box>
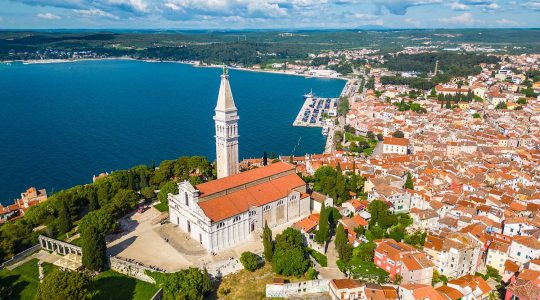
<box><xmin>0</xmin><ymin>258</ymin><xmax>55</xmax><ymax>300</ymax></box>
<box><xmin>0</xmin><ymin>259</ymin><xmax>158</xmax><ymax>300</ymax></box>
<box><xmin>341</xmin><ymin>258</ymin><xmax>389</xmax><ymax>284</ymax></box>
<box><xmin>91</xmin><ymin>270</ymin><xmax>159</xmax><ymax>300</ymax></box>
<box><xmin>215</xmin><ymin>263</ymin><xmax>308</xmax><ymax>300</ymax></box>
<box><xmin>307</xmin><ymin>248</ymin><xmax>328</xmax><ymax>267</ymax></box>
<box><xmin>153</xmin><ymin>202</ymin><xmax>169</xmax><ymax>212</ymax></box>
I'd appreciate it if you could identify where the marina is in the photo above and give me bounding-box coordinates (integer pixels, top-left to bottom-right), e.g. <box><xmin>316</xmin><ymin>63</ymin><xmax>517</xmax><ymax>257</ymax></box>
<box><xmin>292</xmin><ymin>94</ymin><xmax>338</xmax><ymax>128</ymax></box>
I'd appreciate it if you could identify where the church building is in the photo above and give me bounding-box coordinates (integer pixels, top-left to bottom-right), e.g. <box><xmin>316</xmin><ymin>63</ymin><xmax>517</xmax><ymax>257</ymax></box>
<box><xmin>168</xmin><ymin>68</ymin><xmax>311</xmax><ymax>253</ymax></box>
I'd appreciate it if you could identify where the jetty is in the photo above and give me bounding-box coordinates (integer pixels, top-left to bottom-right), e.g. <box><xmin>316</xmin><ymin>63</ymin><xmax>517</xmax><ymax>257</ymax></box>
<box><xmin>292</xmin><ymin>96</ymin><xmax>337</xmax><ymax>128</ymax></box>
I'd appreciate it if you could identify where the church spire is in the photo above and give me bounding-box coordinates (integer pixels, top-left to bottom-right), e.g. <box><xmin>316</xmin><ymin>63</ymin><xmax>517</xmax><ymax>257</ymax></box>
<box><xmin>215</xmin><ymin>66</ymin><xmax>237</xmax><ymax>112</ymax></box>
<box><xmin>214</xmin><ymin>66</ymin><xmax>239</xmax><ymax>179</ymax></box>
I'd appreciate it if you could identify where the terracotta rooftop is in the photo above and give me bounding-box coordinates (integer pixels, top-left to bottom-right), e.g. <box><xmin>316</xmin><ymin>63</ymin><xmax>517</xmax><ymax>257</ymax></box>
<box><xmin>198</xmin><ymin>172</ymin><xmax>305</xmax><ymax>222</ymax></box>
<box><xmin>195</xmin><ymin>162</ymin><xmax>296</xmax><ymax>198</ymax></box>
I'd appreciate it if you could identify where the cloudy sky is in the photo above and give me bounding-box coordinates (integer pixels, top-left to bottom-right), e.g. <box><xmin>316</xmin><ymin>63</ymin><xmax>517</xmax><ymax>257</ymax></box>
<box><xmin>0</xmin><ymin>0</ymin><xmax>539</xmax><ymax>29</ymax></box>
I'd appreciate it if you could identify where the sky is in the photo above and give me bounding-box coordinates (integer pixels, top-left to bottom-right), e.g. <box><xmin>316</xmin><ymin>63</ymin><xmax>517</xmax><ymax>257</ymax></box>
<box><xmin>0</xmin><ymin>0</ymin><xmax>539</xmax><ymax>29</ymax></box>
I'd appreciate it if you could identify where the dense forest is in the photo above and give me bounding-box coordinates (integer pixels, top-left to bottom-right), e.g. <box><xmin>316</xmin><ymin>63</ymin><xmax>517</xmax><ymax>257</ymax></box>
<box><xmin>1</xmin><ymin>29</ymin><xmax>540</xmax><ymax>63</ymax></box>
<box><xmin>384</xmin><ymin>52</ymin><xmax>499</xmax><ymax>78</ymax></box>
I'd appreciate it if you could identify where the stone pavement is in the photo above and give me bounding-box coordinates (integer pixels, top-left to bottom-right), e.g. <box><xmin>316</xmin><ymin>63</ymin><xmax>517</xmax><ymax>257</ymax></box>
<box><xmin>316</xmin><ymin>236</ymin><xmax>345</xmax><ymax>280</ymax></box>
<box><xmin>105</xmin><ymin>207</ymin><xmax>307</xmax><ymax>274</ymax></box>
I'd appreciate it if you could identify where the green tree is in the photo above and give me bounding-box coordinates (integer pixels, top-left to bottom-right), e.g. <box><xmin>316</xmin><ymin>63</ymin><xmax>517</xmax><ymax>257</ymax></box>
<box><xmin>139</xmin><ymin>169</ymin><xmax>149</xmax><ymax>189</ymax></box>
<box><xmin>127</xmin><ymin>171</ymin><xmax>135</xmax><ymax>191</ymax></box>
<box><xmin>472</xmin><ymin>113</ymin><xmax>481</xmax><ymax>118</ymax></box>
<box><xmin>79</xmin><ymin>209</ymin><xmax>116</xmax><ymax>236</ymax></box>
<box><xmin>355</xmin><ymin>241</ymin><xmax>376</xmax><ymax>262</ymax></box>
<box><xmin>158</xmin><ymin>181</ymin><xmax>178</xmax><ymax>205</ymax></box>
<box><xmin>263</xmin><ymin>221</ymin><xmax>273</xmax><ymax>262</ymax></box>
<box><xmin>389</xmin><ymin>226</ymin><xmax>405</xmax><ymax>242</ymax></box>
<box><xmin>57</xmin><ymin>200</ymin><xmax>73</xmax><ymax>234</ymax></box>
<box><xmin>272</xmin><ymin>228</ymin><xmax>309</xmax><ymax>276</ymax></box>
<box><xmin>35</xmin><ymin>269</ymin><xmax>90</xmax><ymax>300</ymax></box>
<box><xmin>81</xmin><ymin>225</ymin><xmax>107</xmax><ymax>271</ymax></box>
<box><xmin>430</xmin><ymin>88</ymin><xmax>436</xmax><ymax>97</ymax></box>
<box><xmin>392</xmin><ymin>130</ymin><xmax>404</xmax><ymax>138</ymax></box>
<box><xmin>495</xmin><ymin>102</ymin><xmax>508</xmax><ymax>109</ymax></box>
<box><xmin>517</xmin><ymin>97</ymin><xmax>528</xmax><ymax>105</ymax></box>
<box><xmin>141</xmin><ymin>186</ymin><xmax>155</xmax><ymax>199</ymax></box>
<box><xmin>334</xmin><ymin>223</ymin><xmax>347</xmax><ymax>250</ymax></box>
<box><xmin>87</xmin><ymin>189</ymin><xmax>99</xmax><ymax>211</ymax></box>
<box><xmin>240</xmin><ymin>251</ymin><xmax>260</xmax><ymax>271</ymax></box>
<box><xmin>160</xmin><ymin>268</ymin><xmax>213</xmax><ymax>300</ymax></box>
<box><xmin>315</xmin><ymin>204</ymin><xmax>329</xmax><ymax>244</ymax></box>
<box><xmin>404</xmin><ymin>173</ymin><xmax>414</xmax><ymax>190</ymax></box>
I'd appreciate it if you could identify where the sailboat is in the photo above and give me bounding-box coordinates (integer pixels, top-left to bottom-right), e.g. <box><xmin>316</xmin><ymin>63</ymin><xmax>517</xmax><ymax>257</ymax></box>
<box><xmin>303</xmin><ymin>88</ymin><xmax>314</xmax><ymax>99</ymax></box>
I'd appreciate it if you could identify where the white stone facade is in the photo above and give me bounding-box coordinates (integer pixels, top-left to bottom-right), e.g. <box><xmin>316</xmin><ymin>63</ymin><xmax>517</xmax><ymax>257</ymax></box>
<box><xmin>214</xmin><ymin>68</ymin><xmax>239</xmax><ymax>179</ymax></box>
<box><xmin>168</xmin><ymin>180</ymin><xmax>311</xmax><ymax>253</ymax></box>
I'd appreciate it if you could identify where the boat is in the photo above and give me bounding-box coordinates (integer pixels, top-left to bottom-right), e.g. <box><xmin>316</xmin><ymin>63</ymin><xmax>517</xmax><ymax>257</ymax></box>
<box><xmin>322</xmin><ymin>126</ymin><xmax>330</xmax><ymax>136</ymax></box>
<box><xmin>303</xmin><ymin>89</ymin><xmax>314</xmax><ymax>99</ymax></box>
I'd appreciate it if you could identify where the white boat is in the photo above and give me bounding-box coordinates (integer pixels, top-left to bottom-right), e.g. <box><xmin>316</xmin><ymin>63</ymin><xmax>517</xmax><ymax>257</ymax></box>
<box><xmin>303</xmin><ymin>89</ymin><xmax>314</xmax><ymax>99</ymax></box>
<box><xmin>322</xmin><ymin>126</ymin><xmax>330</xmax><ymax>136</ymax></box>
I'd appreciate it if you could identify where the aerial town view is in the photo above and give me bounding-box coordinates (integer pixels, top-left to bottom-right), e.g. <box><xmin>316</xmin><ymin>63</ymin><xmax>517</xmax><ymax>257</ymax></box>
<box><xmin>1</xmin><ymin>1</ymin><xmax>540</xmax><ymax>300</ymax></box>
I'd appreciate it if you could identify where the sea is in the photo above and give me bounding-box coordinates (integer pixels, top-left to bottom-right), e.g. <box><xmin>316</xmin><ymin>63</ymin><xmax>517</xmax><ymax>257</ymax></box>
<box><xmin>0</xmin><ymin>60</ymin><xmax>345</xmax><ymax>204</ymax></box>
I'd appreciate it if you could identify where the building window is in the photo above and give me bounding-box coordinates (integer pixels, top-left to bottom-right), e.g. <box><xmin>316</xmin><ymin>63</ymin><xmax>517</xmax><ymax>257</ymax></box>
<box><xmin>277</xmin><ymin>200</ymin><xmax>284</xmax><ymax>206</ymax></box>
<box><xmin>185</xmin><ymin>192</ymin><xmax>189</xmax><ymax>206</ymax></box>
<box><xmin>263</xmin><ymin>205</ymin><xmax>270</xmax><ymax>212</ymax></box>
<box><xmin>233</xmin><ymin>216</ymin><xmax>241</xmax><ymax>222</ymax></box>
<box><xmin>249</xmin><ymin>211</ymin><xmax>256</xmax><ymax>217</ymax></box>
<box><xmin>217</xmin><ymin>222</ymin><xmax>225</xmax><ymax>229</ymax></box>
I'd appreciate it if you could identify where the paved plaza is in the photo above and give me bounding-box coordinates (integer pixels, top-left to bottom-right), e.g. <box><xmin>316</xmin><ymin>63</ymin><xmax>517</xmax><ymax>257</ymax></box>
<box><xmin>106</xmin><ymin>207</ymin><xmax>306</xmax><ymax>274</ymax></box>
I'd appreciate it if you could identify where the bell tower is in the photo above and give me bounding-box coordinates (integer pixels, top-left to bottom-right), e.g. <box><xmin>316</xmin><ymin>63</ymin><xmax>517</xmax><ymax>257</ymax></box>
<box><xmin>214</xmin><ymin>67</ymin><xmax>239</xmax><ymax>179</ymax></box>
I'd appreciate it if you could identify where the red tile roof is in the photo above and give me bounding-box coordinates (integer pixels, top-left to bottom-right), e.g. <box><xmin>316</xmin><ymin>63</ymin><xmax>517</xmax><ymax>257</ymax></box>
<box><xmin>196</xmin><ymin>162</ymin><xmax>296</xmax><ymax>198</ymax></box>
<box><xmin>198</xmin><ymin>172</ymin><xmax>305</xmax><ymax>222</ymax></box>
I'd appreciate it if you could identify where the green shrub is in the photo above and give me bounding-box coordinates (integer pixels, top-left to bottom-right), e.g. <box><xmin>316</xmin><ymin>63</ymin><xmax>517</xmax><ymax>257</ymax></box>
<box><xmin>306</xmin><ymin>267</ymin><xmax>318</xmax><ymax>280</ymax></box>
<box><xmin>240</xmin><ymin>251</ymin><xmax>260</xmax><ymax>272</ymax></box>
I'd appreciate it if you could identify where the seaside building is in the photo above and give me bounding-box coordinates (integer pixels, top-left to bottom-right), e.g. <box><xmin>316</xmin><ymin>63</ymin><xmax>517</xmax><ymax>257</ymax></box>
<box><xmin>214</xmin><ymin>67</ymin><xmax>240</xmax><ymax>179</ymax></box>
<box><xmin>168</xmin><ymin>70</ymin><xmax>310</xmax><ymax>253</ymax></box>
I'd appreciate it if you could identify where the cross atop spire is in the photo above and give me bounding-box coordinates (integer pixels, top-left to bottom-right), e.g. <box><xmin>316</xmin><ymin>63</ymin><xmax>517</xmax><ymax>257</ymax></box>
<box><xmin>216</xmin><ymin>66</ymin><xmax>236</xmax><ymax>112</ymax></box>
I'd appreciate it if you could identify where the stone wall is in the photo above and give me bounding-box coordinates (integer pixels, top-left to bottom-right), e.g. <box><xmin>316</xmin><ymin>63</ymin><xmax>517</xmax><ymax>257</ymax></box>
<box><xmin>110</xmin><ymin>257</ymin><xmax>156</xmax><ymax>283</ymax></box>
<box><xmin>266</xmin><ymin>279</ymin><xmax>330</xmax><ymax>298</ymax></box>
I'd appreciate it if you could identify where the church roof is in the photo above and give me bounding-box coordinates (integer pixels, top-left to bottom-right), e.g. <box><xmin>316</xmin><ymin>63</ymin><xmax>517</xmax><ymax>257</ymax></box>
<box><xmin>215</xmin><ymin>68</ymin><xmax>236</xmax><ymax>112</ymax></box>
<box><xmin>196</xmin><ymin>163</ymin><xmax>306</xmax><ymax>222</ymax></box>
<box><xmin>196</xmin><ymin>162</ymin><xmax>296</xmax><ymax>198</ymax></box>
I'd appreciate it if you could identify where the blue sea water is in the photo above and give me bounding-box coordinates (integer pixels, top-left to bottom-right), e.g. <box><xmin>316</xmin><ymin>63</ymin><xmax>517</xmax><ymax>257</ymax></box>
<box><xmin>0</xmin><ymin>60</ymin><xmax>344</xmax><ymax>204</ymax></box>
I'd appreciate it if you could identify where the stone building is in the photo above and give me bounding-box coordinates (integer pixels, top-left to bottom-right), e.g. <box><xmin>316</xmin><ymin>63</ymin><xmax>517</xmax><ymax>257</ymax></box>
<box><xmin>169</xmin><ymin>162</ymin><xmax>311</xmax><ymax>253</ymax></box>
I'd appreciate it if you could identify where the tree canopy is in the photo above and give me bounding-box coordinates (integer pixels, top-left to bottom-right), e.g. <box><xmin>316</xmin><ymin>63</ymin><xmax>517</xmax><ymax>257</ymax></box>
<box><xmin>272</xmin><ymin>228</ymin><xmax>309</xmax><ymax>276</ymax></box>
<box><xmin>35</xmin><ymin>269</ymin><xmax>90</xmax><ymax>300</ymax></box>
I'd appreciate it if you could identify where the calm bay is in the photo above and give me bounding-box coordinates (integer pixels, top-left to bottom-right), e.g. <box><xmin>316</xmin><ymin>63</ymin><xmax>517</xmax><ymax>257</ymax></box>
<box><xmin>0</xmin><ymin>60</ymin><xmax>344</xmax><ymax>204</ymax></box>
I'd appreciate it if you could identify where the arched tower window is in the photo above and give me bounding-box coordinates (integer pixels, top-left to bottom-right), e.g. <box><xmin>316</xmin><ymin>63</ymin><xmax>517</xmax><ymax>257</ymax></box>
<box><xmin>185</xmin><ymin>192</ymin><xmax>189</xmax><ymax>206</ymax></box>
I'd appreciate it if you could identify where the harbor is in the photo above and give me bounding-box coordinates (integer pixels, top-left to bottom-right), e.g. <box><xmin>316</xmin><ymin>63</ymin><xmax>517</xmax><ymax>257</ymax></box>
<box><xmin>292</xmin><ymin>92</ymin><xmax>338</xmax><ymax>131</ymax></box>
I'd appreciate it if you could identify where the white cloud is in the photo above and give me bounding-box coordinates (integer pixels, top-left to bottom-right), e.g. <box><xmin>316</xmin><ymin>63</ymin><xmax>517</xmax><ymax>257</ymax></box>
<box><xmin>75</xmin><ymin>8</ymin><xmax>119</xmax><ymax>19</ymax></box>
<box><xmin>404</xmin><ymin>17</ymin><xmax>421</xmax><ymax>26</ymax></box>
<box><xmin>350</xmin><ymin>13</ymin><xmax>380</xmax><ymax>20</ymax></box>
<box><xmin>441</xmin><ymin>12</ymin><xmax>475</xmax><ymax>25</ymax></box>
<box><xmin>107</xmin><ymin>0</ymin><xmax>149</xmax><ymax>13</ymax></box>
<box><xmin>448</xmin><ymin>2</ymin><xmax>469</xmax><ymax>10</ymax></box>
<box><xmin>37</xmin><ymin>12</ymin><xmax>61</xmax><ymax>20</ymax></box>
<box><xmin>523</xmin><ymin>1</ymin><xmax>540</xmax><ymax>10</ymax></box>
<box><xmin>373</xmin><ymin>0</ymin><xmax>443</xmax><ymax>15</ymax></box>
<box><xmin>496</xmin><ymin>18</ymin><xmax>518</xmax><ymax>25</ymax></box>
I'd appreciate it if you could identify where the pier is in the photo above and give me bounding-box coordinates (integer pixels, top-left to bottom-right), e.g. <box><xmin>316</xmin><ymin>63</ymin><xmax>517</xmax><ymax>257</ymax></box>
<box><xmin>292</xmin><ymin>96</ymin><xmax>338</xmax><ymax>128</ymax></box>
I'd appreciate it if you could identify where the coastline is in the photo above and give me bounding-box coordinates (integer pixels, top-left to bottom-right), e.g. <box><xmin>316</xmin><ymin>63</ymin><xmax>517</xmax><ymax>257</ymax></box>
<box><xmin>4</xmin><ymin>57</ymin><xmax>349</xmax><ymax>81</ymax></box>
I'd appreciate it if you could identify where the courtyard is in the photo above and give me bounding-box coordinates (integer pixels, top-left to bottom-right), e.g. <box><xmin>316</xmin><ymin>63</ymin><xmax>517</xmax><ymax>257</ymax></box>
<box><xmin>105</xmin><ymin>206</ymin><xmax>306</xmax><ymax>275</ymax></box>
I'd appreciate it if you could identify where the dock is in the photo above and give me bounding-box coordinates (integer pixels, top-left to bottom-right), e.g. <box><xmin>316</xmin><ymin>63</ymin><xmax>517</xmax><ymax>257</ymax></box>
<box><xmin>292</xmin><ymin>96</ymin><xmax>338</xmax><ymax>128</ymax></box>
